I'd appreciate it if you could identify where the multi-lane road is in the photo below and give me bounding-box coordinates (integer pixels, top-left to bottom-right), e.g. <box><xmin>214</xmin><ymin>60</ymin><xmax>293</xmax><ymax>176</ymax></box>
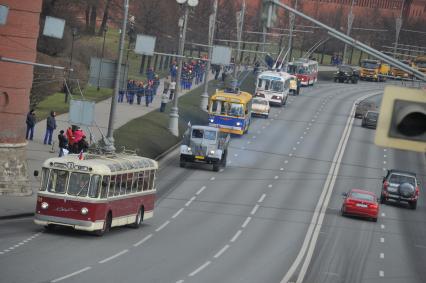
<box><xmin>0</xmin><ymin>80</ymin><xmax>425</xmax><ymax>283</ymax></box>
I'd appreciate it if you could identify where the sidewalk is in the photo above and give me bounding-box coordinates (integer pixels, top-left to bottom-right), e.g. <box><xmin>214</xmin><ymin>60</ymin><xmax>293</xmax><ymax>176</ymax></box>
<box><xmin>0</xmin><ymin>72</ymin><xmax>215</xmax><ymax>219</ymax></box>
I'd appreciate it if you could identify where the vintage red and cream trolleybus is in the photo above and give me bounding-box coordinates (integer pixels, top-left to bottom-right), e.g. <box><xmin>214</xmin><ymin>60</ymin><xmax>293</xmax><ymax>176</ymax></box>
<box><xmin>34</xmin><ymin>153</ymin><xmax>158</xmax><ymax>236</ymax></box>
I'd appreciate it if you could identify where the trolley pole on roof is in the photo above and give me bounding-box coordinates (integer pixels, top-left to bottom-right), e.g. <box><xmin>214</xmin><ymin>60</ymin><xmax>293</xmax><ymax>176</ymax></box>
<box><xmin>233</xmin><ymin>0</ymin><xmax>246</xmax><ymax>79</ymax></box>
<box><xmin>286</xmin><ymin>0</ymin><xmax>297</xmax><ymax>63</ymax></box>
<box><xmin>105</xmin><ymin>0</ymin><xmax>129</xmax><ymax>152</ymax></box>
<box><xmin>200</xmin><ymin>0</ymin><xmax>218</xmax><ymax>111</ymax></box>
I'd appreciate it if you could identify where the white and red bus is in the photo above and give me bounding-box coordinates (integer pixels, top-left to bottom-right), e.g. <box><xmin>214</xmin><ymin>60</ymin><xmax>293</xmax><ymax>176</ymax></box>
<box><xmin>287</xmin><ymin>59</ymin><xmax>319</xmax><ymax>86</ymax></box>
<box><xmin>34</xmin><ymin>153</ymin><xmax>158</xmax><ymax>236</ymax></box>
<box><xmin>255</xmin><ymin>71</ymin><xmax>292</xmax><ymax>106</ymax></box>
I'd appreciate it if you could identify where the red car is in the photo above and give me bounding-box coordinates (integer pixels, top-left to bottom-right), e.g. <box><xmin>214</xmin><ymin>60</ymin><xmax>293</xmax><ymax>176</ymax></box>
<box><xmin>341</xmin><ymin>189</ymin><xmax>379</xmax><ymax>222</ymax></box>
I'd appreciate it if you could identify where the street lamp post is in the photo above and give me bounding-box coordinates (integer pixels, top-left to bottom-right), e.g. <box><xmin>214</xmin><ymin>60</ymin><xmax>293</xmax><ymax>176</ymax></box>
<box><xmin>343</xmin><ymin>0</ymin><xmax>355</xmax><ymax>64</ymax></box>
<box><xmin>169</xmin><ymin>0</ymin><xmax>198</xmax><ymax>137</ymax></box>
<box><xmin>286</xmin><ymin>0</ymin><xmax>298</xmax><ymax>63</ymax></box>
<box><xmin>97</xmin><ymin>26</ymin><xmax>108</xmax><ymax>91</ymax></box>
<box><xmin>393</xmin><ymin>0</ymin><xmax>405</xmax><ymax>58</ymax></box>
<box><xmin>65</xmin><ymin>27</ymin><xmax>78</xmax><ymax>103</ymax></box>
<box><xmin>200</xmin><ymin>0</ymin><xmax>218</xmax><ymax>111</ymax></box>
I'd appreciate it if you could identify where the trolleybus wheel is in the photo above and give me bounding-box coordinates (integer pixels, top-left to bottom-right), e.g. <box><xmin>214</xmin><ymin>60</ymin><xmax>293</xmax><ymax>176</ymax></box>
<box><xmin>95</xmin><ymin>212</ymin><xmax>111</xmax><ymax>236</ymax></box>
<box><xmin>130</xmin><ymin>207</ymin><xmax>144</xmax><ymax>228</ymax></box>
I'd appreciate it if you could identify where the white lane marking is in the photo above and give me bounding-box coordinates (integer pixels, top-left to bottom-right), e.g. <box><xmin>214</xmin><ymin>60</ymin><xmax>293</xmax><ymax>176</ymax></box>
<box><xmin>311</xmin><ymin>119</ymin><xmax>315</xmax><ymax>122</ymax></box>
<box><xmin>189</xmin><ymin>261</ymin><xmax>211</xmax><ymax>277</ymax></box>
<box><xmin>289</xmin><ymin>153</ymin><xmax>293</xmax><ymax>157</ymax></box>
<box><xmin>1</xmin><ymin>232</ymin><xmax>43</xmax><ymax>255</ymax></box>
<box><xmin>384</xmin><ymin>155</ymin><xmax>387</xmax><ymax>158</ymax></box>
<box><xmin>379</xmin><ymin>270</ymin><xmax>384</xmax><ymax>277</ymax></box>
<box><xmin>196</xmin><ymin>186</ymin><xmax>206</xmax><ymax>195</ymax></box>
<box><xmin>213</xmin><ymin>245</ymin><xmax>230</xmax><ymax>259</ymax></box>
<box><xmin>292</xmin><ymin>147</ymin><xmax>297</xmax><ymax>151</ymax></box>
<box><xmin>383</xmin><ymin>161</ymin><xmax>387</xmax><ymax>164</ymax></box>
<box><xmin>155</xmin><ymin>220</ymin><xmax>170</xmax><ymax>232</ymax></box>
<box><xmin>172</xmin><ymin>208</ymin><xmax>185</xmax><ymax>219</ymax></box>
<box><xmin>176</xmin><ymin>280</ymin><xmax>185</xmax><ymax>283</ymax></box>
<box><xmin>185</xmin><ymin>196</ymin><xmax>196</xmax><ymax>207</ymax></box>
<box><xmin>252</xmin><ymin>136</ymin><xmax>257</xmax><ymax>139</ymax></box>
<box><xmin>99</xmin><ymin>249</ymin><xmax>128</xmax><ymax>264</ymax></box>
<box><xmin>234</xmin><ymin>153</ymin><xmax>238</xmax><ymax>157</ymax></box>
<box><xmin>258</xmin><ymin>194</ymin><xmax>266</xmax><ymax>203</ymax></box>
<box><xmin>380</xmin><ymin>253</ymin><xmax>384</xmax><ymax>259</ymax></box>
<box><xmin>383</xmin><ymin>168</ymin><xmax>387</xmax><ymax>171</ymax></box>
<box><xmin>228</xmin><ymin>160</ymin><xmax>232</xmax><ymax>164</ymax></box>
<box><xmin>251</xmin><ymin>204</ymin><xmax>260</xmax><ymax>215</ymax></box>
<box><xmin>219</xmin><ymin>168</ymin><xmax>224</xmax><ymax>172</ymax></box>
<box><xmin>230</xmin><ymin>230</ymin><xmax>242</xmax><ymax>242</ymax></box>
<box><xmin>133</xmin><ymin>234</ymin><xmax>153</xmax><ymax>247</ymax></box>
<box><xmin>280</xmin><ymin>168</ymin><xmax>284</xmax><ymax>171</ymax></box>
<box><xmin>300</xmin><ymin>136</ymin><xmax>304</xmax><ymax>139</ymax></box>
<box><xmin>383</xmin><ymin>149</ymin><xmax>387</xmax><ymax>152</ymax></box>
<box><xmin>284</xmin><ymin>160</ymin><xmax>289</xmax><ymax>164</ymax></box>
<box><xmin>297</xmin><ymin>141</ymin><xmax>300</xmax><ymax>145</ymax></box>
<box><xmin>274</xmin><ymin>175</ymin><xmax>279</xmax><ymax>179</ymax></box>
<box><xmin>242</xmin><ymin>217</ymin><xmax>252</xmax><ymax>228</ymax></box>
<box><xmin>380</xmin><ymin>237</ymin><xmax>385</xmax><ymax>243</ymax></box>
<box><xmin>381</xmin><ymin>224</ymin><xmax>385</xmax><ymax>229</ymax></box>
<box><xmin>51</xmin><ymin>266</ymin><xmax>92</xmax><ymax>282</ymax></box>
<box><xmin>381</xmin><ymin>212</ymin><xmax>385</xmax><ymax>217</ymax></box>
<box><xmin>282</xmin><ymin>92</ymin><xmax>381</xmax><ymax>283</ymax></box>
<box><xmin>0</xmin><ymin>252</ymin><xmax>3</xmax><ymax>255</ymax></box>
<box><xmin>268</xmin><ymin>184</ymin><xmax>273</xmax><ymax>188</ymax></box>
<box><xmin>210</xmin><ymin>177</ymin><xmax>215</xmax><ymax>181</ymax></box>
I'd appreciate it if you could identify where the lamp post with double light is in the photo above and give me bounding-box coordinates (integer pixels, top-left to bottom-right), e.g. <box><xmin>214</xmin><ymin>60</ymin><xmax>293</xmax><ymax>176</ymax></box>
<box><xmin>169</xmin><ymin>0</ymin><xmax>199</xmax><ymax>137</ymax></box>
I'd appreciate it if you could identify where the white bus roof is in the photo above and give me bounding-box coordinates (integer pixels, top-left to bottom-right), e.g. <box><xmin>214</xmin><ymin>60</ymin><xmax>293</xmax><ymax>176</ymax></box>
<box><xmin>258</xmin><ymin>71</ymin><xmax>293</xmax><ymax>80</ymax></box>
<box><xmin>42</xmin><ymin>153</ymin><xmax>158</xmax><ymax>175</ymax></box>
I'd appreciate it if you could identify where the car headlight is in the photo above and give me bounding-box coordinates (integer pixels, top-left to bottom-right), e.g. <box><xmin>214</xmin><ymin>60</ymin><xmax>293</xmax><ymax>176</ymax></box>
<box><xmin>187</xmin><ymin>147</ymin><xmax>192</xmax><ymax>152</ymax></box>
<box><xmin>236</xmin><ymin>122</ymin><xmax>241</xmax><ymax>126</ymax></box>
<box><xmin>81</xmin><ymin>207</ymin><xmax>89</xmax><ymax>215</ymax></box>
<box><xmin>210</xmin><ymin>150</ymin><xmax>215</xmax><ymax>155</ymax></box>
<box><xmin>41</xmin><ymin>202</ymin><xmax>49</xmax><ymax>210</ymax></box>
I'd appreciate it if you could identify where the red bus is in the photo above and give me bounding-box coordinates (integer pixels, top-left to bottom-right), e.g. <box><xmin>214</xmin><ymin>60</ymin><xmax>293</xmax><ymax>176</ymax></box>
<box><xmin>34</xmin><ymin>153</ymin><xmax>158</xmax><ymax>236</ymax></box>
<box><xmin>287</xmin><ymin>59</ymin><xmax>319</xmax><ymax>86</ymax></box>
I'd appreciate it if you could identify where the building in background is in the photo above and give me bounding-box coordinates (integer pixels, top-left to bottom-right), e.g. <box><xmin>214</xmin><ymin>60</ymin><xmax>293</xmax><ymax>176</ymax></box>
<box><xmin>0</xmin><ymin>0</ymin><xmax>42</xmax><ymax>195</ymax></box>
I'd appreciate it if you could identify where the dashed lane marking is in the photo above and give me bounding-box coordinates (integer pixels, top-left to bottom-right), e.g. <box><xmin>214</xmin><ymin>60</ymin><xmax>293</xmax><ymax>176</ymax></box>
<box><xmin>185</xmin><ymin>196</ymin><xmax>196</xmax><ymax>207</ymax></box>
<box><xmin>133</xmin><ymin>234</ymin><xmax>153</xmax><ymax>247</ymax></box>
<box><xmin>98</xmin><ymin>249</ymin><xmax>128</xmax><ymax>264</ymax></box>
<box><xmin>196</xmin><ymin>186</ymin><xmax>206</xmax><ymax>195</ymax></box>
<box><xmin>51</xmin><ymin>267</ymin><xmax>92</xmax><ymax>283</ymax></box>
<box><xmin>268</xmin><ymin>184</ymin><xmax>273</xmax><ymax>188</ymax></box>
<box><xmin>289</xmin><ymin>153</ymin><xmax>293</xmax><ymax>157</ymax></box>
<box><xmin>380</xmin><ymin>253</ymin><xmax>384</xmax><ymax>259</ymax></box>
<box><xmin>280</xmin><ymin>168</ymin><xmax>284</xmax><ymax>171</ymax></box>
<box><xmin>381</xmin><ymin>212</ymin><xmax>385</xmax><ymax>217</ymax></box>
<box><xmin>380</xmin><ymin>237</ymin><xmax>385</xmax><ymax>243</ymax></box>
<box><xmin>379</xmin><ymin>270</ymin><xmax>384</xmax><ymax>277</ymax></box>
<box><xmin>230</xmin><ymin>230</ymin><xmax>242</xmax><ymax>242</ymax></box>
<box><xmin>274</xmin><ymin>176</ymin><xmax>279</xmax><ymax>179</ymax></box>
<box><xmin>284</xmin><ymin>160</ymin><xmax>289</xmax><ymax>164</ymax></box>
<box><xmin>258</xmin><ymin>194</ymin><xmax>266</xmax><ymax>203</ymax></box>
<box><xmin>172</xmin><ymin>208</ymin><xmax>185</xmax><ymax>219</ymax></box>
<box><xmin>155</xmin><ymin>220</ymin><xmax>170</xmax><ymax>232</ymax></box>
<box><xmin>1</xmin><ymin>232</ymin><xmax>43</xmax><ymax>256</ymax></box>
<box><xmin>189</xmin><ymin>261</ymin><xmax>211</xmax><ymax>277</ymax></box>
<box><xmin>213</xmin><ymin>245</ymin><xmax>230</xmax><ymax>259</ymax></box>
<box><xmin>242</xmin><ymin>217</ymin><xmax>252</xmax><ymax>228</ymax></box>
<box><xmin>210</xmin><ymin>177</ymin><xmax>215</xmax><ymax>181</ymax></box>
<box><xmin>380</xmin><ymin>224</ymin><xmax>385</xmax><ymax>229</ymax></box>
<box><xmin>251</xmin><ymin>204</ymin><xmax>260</xmax><ymax>215</ymax></box>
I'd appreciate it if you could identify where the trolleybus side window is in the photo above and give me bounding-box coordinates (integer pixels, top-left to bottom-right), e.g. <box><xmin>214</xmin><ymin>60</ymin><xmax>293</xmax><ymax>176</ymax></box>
<box><xmin>68</xmin><ymin>172</ymin><xmax>90</xmax><ymax>197</ymax></box>
<box><xmin>143</xmin><ymin>171</ymin><xmax>150</xmax><ymax>191</ymax></box>
<box><xmin>100</xmin><ymin>176</ymin><xmax>110</xmax><ymax>199</ymax></box>
<box><xmin>131</xmin><ymin>173</ymin><xmax>138</xmax><ymax>193</ymax></box>
<box><xmin>88</xmin><ymin>174</ymin><xmax>101</xmax><ymax>198</ymax></box>
<box><xmin>114</xmin><ymin>175</ymin><xmax>121</xmax><ymax>196</ymax></box>
<box><xmin>126</xmin><ymin>173</ymin><xmax>133</xmax><ymax>194</ymax></box>
<box><xmin>137</xmin><ymin>172</ymin><xmax>144</xmax><ymax>192</ymax></box>
<box><xmin>149</xmin><ymin>170</ymin><xmax>155</xmax><ymax>191</ymax></box>
<box><xmin>47</xmin><ymin>169</ymin><xmax>68</xmax><ymax>194</ymax></box>
<box><xmin>108</xmin><ymin>175</ymin><xmax>116</xmax><ymax>197</ymax></box>
<box><xmin>119</xmin><ymin>174</ymin><xmax>126</xmax><ymax>195</ymax></box>
<box><xmin>40</xmin><ymin>168</ymin><xmax>49</xmax><ymax>191</ymax></box>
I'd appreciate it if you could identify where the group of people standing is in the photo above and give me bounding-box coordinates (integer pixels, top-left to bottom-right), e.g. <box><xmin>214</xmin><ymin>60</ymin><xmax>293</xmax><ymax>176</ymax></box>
<box><xmin>58</xmin><ymin>125</ymin><xmax>89</xmax><ymax>157</ymax></box>
<box><xmin>169</xmin><ymin>60</ymin><xmax>206</xmax><ymax>91</ymax></box>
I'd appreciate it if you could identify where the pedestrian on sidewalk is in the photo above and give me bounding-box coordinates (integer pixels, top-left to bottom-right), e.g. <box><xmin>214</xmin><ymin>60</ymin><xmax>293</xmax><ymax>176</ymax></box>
<box><xmin>43</xmin><ymin>111</ymin><xmax>57</xmax><ymax>145</ymax></box>
<box><xmin>25</xmin><ymin>109</ymin><xmax>36</xmax><ymax>140</ymax></box>
<box><xmin>169</xmin><ymin>79</ymin><xmax>176</xmax><ymax>100</ymax></box>
<box><xmin>160</xmin><ymin>91</ymin><xmax>168</xmax><ymax>112</ymax></box>
<box><xmin>58</xmin><ymin>130</ymin><xmax>68</xmax><ymax>157</ymax></box>
<box><xmin>163</xmin><ymin>76</ymin><xmax>170</xmax><ymax>96</ymax></box>
<box><xmin>118</xmin><ymin>90</ymin><xmax>124</xmax><ymax>103</ymax></box>
<box><xmin>66</xmin><ymin>126</ymin><xmax>75</xmax><ymax>152</ymax></box>
<box><xmin>136</xmin><ymin>81</ymin><xmax>144</xmax><ymax>105</ymax></box>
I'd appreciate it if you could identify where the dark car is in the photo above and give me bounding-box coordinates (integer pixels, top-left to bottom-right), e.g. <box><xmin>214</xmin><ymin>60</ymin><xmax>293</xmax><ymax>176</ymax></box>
<box><xmin>361</xmin><ymin>111</ymin><xmax>379</xmax><ymax>129</ymax></box>
<box><xmin>334</xmin><ymin>65</ymin><xmax>359</xmax><ymax>84</ymax></box>
<box><xmin>380</xmin><ymin>169</ymin><xmax>420</xmax><ymax>209</ymax></box>
<box><xmin>355</xmin><ymin>100</ymin><xmax>377</xmax><ymax>118</ymax></box>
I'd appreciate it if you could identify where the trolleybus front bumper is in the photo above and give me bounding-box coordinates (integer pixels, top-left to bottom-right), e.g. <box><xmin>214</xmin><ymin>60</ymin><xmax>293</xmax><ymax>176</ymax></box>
<box><xmin>34</xmin><ymin>214</ymin><xmax>104</xmax><ymax>231</ymax></box>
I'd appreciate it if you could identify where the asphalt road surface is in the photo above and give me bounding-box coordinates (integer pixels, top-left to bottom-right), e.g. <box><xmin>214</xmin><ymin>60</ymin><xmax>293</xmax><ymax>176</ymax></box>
<box><xmin>0</xmin><ymin>80</ymin><xmax>424</xmax><ymax>283</ymax></box>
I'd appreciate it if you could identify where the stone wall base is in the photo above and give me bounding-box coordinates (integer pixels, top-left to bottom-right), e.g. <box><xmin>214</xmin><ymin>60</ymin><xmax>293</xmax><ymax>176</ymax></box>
<box><xmin>0</xmin><ymin>144</ymin><xmax>32</xmax><ymax>196</ymax></box>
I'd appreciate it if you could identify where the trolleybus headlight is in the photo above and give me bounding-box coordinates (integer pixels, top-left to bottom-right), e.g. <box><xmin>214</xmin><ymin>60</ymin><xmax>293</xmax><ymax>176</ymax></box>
<box><xmin>209</xmin><ymin>118</ymin><xmax>214</xmax><ymax>123</ymax></box>
<box><xmin>209</xmin><ymin>150</ymin><xmax>215</xmax><ymax>155</ymax></box>
<box><xmin>81</xmin><ymin>207</ymin><xmax>89</xmax><ymax>215</ymax></box>
<box><xmin>236</xmin><ymin>122</ymin><xmax>241</xmax><ymax>126</ymax></box>
<box><xmin>41</xmin><ymin>202</ymin><xmax>49</xmax><ymax>210</ymax></box>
